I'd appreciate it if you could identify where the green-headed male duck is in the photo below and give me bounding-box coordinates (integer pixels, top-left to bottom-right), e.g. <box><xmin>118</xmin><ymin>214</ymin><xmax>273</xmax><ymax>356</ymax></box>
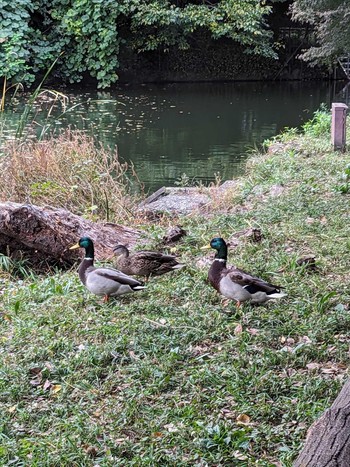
<box><xmin>70</xmin><ymin>237</ymin><xmax>145</xmax><ymax>302</ymax></box>
<box><xmin>202</xmin><ymin>237</ymin><xmax>286</xmax><ymax>307</ymax></box>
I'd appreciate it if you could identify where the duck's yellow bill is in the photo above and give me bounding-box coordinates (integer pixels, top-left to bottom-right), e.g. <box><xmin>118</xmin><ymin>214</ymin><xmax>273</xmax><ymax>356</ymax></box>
<box><xmin>200</xmin><ymin>244</ymin><xmax>211</xmax><ymax>250</ymax></box>
<box><xmin>69</xmin><ymin>243</ymin><xmax>80</xmax><ymax>250</ymax></box>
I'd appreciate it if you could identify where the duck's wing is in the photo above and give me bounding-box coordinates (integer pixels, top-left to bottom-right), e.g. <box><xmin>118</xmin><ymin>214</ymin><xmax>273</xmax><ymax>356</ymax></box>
<box><xmin>93</xmin><ymin>267</ymin><xmax>143</xmax><ymax>286</ymax></box>
<box><xmin>135</xmin><ymin>251</ymin><xmax>177</xmax><ymax>263</ymax></box>
<box><xmin>226</xmin><ymin>266</ymin><xmax>282</xmax><ymax>294</ymax></box>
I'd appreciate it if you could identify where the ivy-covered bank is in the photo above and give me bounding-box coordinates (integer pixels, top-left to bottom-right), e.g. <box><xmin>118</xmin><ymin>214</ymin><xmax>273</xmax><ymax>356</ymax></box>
<box><xmin>1</xmin><ymin>110</ymin><xmax>350</xmax><ymax>465</ymax></box>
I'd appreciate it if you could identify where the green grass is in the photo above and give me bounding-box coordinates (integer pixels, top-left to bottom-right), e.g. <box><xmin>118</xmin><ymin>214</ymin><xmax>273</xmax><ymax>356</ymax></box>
<box><xmin>1</xmin><ymin>112</ymin><xmax>350</xmax><ymax>465</ymax></box>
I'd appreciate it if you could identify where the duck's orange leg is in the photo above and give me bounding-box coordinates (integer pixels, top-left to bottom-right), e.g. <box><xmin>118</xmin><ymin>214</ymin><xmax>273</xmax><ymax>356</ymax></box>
<box><xmin>103</xmin><ymin>295</ymin><xmax>109</xmax><ymax>303</ymax></box>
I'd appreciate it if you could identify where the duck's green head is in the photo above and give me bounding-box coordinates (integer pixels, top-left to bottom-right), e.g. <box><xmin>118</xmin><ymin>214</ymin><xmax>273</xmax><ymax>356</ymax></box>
<box><xmin>201</xmin><ymin>237</ymin><xmax>228</xmax><ymax>259</ymax></box>
<box><xmin>209</xmin><ymin>237</ymin><xmax>228</xmax><ymax>259</ymax></box>
<box><xmin>78</xmin><ymin>237</ymin><xmax>93</xmax><ymax>249</ymax></box>
<box><xmin>210</xmin><ymin>237</ymin><xmax>226</xmax><ymax>251</ymax></box>
<box><xmin>69</xmin><ymin>237</ymin><xmax>94</xmax><ymax>257</ymax></box>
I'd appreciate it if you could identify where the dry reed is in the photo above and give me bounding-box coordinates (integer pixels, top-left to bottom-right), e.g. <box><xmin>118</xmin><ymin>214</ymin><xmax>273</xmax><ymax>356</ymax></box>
<box><xmin>0</xmin><ymin>129</ymin><xmax>141</xmax><ymax>222</ymax></box>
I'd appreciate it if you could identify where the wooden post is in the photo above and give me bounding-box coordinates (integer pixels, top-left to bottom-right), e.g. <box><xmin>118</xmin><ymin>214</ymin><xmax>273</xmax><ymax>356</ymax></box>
<box><xmin>331</xmin><ymin>103</ymin><xmax>348</xmax><ymax>151</ymax></box>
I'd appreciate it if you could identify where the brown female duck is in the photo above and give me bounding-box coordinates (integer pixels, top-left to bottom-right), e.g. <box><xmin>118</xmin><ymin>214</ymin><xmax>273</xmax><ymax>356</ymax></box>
<box><xmin>113</xmin><ymin>244</ymin><xmax>185</xmax><ymax>279</ymax></box>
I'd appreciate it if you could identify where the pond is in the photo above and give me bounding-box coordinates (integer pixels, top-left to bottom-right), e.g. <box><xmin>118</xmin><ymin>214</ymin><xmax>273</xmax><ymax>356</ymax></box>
<box><xmin>1</xmin><ymin>80</ymin><xmax>342</xmax><ymax>192</ymax></box>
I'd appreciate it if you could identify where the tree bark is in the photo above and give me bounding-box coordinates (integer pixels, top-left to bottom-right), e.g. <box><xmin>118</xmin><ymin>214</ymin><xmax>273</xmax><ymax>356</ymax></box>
<box><xmin>0</xmin><ymin>202</ymin><xmax>140</xmax><ymax>270</ymax></box>
<box><xmin>294</xmin><ymin>378</ymin><xmax>350</xmax><ymax>466</ymax></box>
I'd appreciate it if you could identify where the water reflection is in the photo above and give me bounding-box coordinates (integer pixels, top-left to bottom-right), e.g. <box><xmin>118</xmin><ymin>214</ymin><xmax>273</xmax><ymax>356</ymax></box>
<box><xmin>1</xmin><ymin>81</ymin><xmax>339</xmax><ymax>192</ymax></box>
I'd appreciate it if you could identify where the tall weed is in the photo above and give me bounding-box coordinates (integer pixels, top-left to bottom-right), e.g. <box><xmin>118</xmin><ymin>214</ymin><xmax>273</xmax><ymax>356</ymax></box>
<box><xmin>0</xmin><ymin>129</ymin><xmax>140</xmax><ymax>221</ymax></box>
<box><xmin>302</xmin><ymin>105</ymin><xmax>331</xmax><ymax>137</ymax></box>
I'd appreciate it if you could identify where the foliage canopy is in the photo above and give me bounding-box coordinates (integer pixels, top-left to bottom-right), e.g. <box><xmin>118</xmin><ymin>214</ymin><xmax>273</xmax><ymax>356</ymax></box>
<box><xmin>291</xmin><ymin>0</ymin><xmax>350</xmax><ymax>65</ymax></box>
<box><xmin>0</xmin><ymin>0</ymin><xmax>277</xmax><ymax>88</ymax></box>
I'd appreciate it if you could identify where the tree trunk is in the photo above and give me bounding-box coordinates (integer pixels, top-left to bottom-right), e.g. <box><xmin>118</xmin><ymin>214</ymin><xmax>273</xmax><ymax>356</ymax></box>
<box><xmin>294</xmin><ymin>378</ymin><xmax>350</xmax><ymax>466</ymax></box>
<box><xmin>0</xmin><ymin>202</ymin><xmax>140</xmax><ymax>270</ymax></box>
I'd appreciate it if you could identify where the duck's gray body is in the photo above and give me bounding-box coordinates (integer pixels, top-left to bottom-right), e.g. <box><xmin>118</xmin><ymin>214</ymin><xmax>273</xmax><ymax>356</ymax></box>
<box><xmin>70</xmin><ymin>237</ymin><xmax>145</xmax><ymax>301</ymax></box>
<box><xmin>80</xmin><ymin>259</ymin><xmax>145</xmax><ymax>297</ymax></box>
<box><xmin>210</xmin><ymin>259</ymin><xmax>285</xmax><ymax>305</ymax></box>
<box><xmin>206</xmin><ymin>238</ymin><xmax>286</xmax><ymax>305</ymax></box>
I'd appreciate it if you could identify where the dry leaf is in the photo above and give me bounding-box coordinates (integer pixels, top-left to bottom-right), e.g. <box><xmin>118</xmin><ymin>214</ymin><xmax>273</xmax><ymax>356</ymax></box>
<box><xmin>164</xmin><ymin>423</ymin><xmax>179</xmax><ymax>433</ymax></box>
<box><xmin>51</xmin><ymin>384</ymin><xmax>62</xmax><ymax>394</ymax></box>
<box><xmin>306</xmin><ymin>362</ymin><xmax>320</xmax><ymax>371</ymax></box>
<box><xmin>220</xmin><ymin>409</ymin><xmax>236</xmax><ymax>419</ymax></box>
<box><xmin>321</xmin><ymin>368</ymin><xmax>337</xmax><ymax>374</ymax></box>
<box><xmin>232</xmin><ymin>450</ymin><xmax>248</xmax><ymax>460</ymax></box>
<box><xmin>247</xmin><ymin>328</ymin><xmax>259</xmax><ymax>335</ymax></box>
<box><xmin>8</xmin><ymin>404</ymin><xmax>17</xmax><ymax>413</ymax></box>
<box><xmin>43</xmin><ymin>380</ymin><xmax>52</xmax><ymax>391</ymax></box>
<box><xmin>300</xmin><ymin>336</ymin><xmax>312</xmax><ymax>344</ymax></box>
<box><xmin>29</xmin><ymin>378</ymin><xmax>42</xmax><ymax>386</ymax></box>
<box><xmin>234</xmin><ymin>323</ymin><xmax>243</xmax><ymax>335</ymax></box>
<box><xmin>152</xmin><ymin>432</ymin><xmax>163</xmax><ymax>437</ymax></box>
<box><xmin>236</xmin><ymin>413</ymin><xmax>251</xmax><ymax>425</ymax></box>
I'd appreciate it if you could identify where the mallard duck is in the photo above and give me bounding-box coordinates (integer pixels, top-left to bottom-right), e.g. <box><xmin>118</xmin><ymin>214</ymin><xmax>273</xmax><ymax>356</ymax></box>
<box><xmin>70</xmin><ymin>237</ymin><xmax>145</xmax><ymax>302</ymax></box>
<box><xmin>202</xmin><ymin>237</ymin><xmax>286</xmax><ymax>306</ymax></box>
<box><xmin>113</xmin><ymin>244</ymin><xmax>185</xmax><ymax>279</ymax></box>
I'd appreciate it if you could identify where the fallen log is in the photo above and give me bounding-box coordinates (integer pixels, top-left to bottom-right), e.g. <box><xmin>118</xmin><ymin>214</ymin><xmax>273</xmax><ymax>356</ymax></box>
<box><xmin>294</xmin><ymin>378</ymin><xmax>350</xmax><ymax>466</ymax></box>
<box><xmin>0</xmin><ymin>202</ymin><xmax>140</xmax><ymax>270</ymax></box>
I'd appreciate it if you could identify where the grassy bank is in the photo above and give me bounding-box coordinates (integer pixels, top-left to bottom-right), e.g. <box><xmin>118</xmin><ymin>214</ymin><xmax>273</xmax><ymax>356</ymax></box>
<box><xmin>1</xmin><ymin>110</ymin><xmax>350</xmax><ymax>466</ymax></box>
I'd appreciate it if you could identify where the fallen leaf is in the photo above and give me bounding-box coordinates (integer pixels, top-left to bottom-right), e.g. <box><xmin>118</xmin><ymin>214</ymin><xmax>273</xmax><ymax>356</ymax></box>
<box><xmin>232</xmin><ymin>450</ymin><xmax>248</xmax><ymax>460</ymax></box>
<box><xmin>164</xmin><ymin>423</ymin><xmax>180</xmax><ymax>433</ymax></box>
<box><xmin>300</xmin><ymin>336</ymin><xmax>312</xmax><ymax>344</ymax></box>
<box><xmin>234</xmin><ymin>323</ymin><xmax>243</xmax><ymax>335</ymax></box>
<box><xmin>1</xmin><ymin>313</ymin><xmax>12</xmax><ymax>322</ymax></box>
<box><xmin>84</xmin><ymin>445</ymin><xmax>98</xmax><ymax>457</ymax></box>
<box><xmin>306</xmin><ymin>362</ymin><xmax>320</xmax><ymax>371</ymax></box>
<box><xmin>8</xmin><ymin>404</ymin><xmax>17</xmax><ymax>413</ymax></box>
<box><xmin>247</xmin><ymin>328</ymin><xmax>259</xmax><ymax>335</ymax></box>
<box><xmin>29</xmin><ymin>379</ymin><xmax>41</xmax><ymax>386</ymax></box>
<box><xmin>152</xmin><ymin>432</ymin><xmax>163</xmax><ymax>437</ymax></box>
<box><xmin>220</xmin><ymin>409</ymin><xmax>236</xmax><ymax>419</ymax></box>
<box><xmin>43</xmin><ymin>380</ymin><xmax>52</xmax><ymax>391</ymax></box>
<box><xmin>236</xmin><ymin>413</ymin><xmax>251</xmax><ymax>425</ymax></box>
<box><xmin>51</xmin><ymin>384</ymin><xmax>62</xmax><ymax>394</ymax></box>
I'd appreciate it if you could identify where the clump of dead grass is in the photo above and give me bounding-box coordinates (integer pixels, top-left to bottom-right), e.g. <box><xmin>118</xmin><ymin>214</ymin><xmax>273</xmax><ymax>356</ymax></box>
<box><xmin>0</xmin><ymin>129</ymin><xmax>141</xmax><ymax>221</ymax></box>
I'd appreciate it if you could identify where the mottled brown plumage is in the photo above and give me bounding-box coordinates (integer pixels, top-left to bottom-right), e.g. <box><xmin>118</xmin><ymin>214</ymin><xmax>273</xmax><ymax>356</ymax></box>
<box><xmin>113</xmin><ymin>244</ymin><xmax>185</xmax><ymax>278</ymax></box>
